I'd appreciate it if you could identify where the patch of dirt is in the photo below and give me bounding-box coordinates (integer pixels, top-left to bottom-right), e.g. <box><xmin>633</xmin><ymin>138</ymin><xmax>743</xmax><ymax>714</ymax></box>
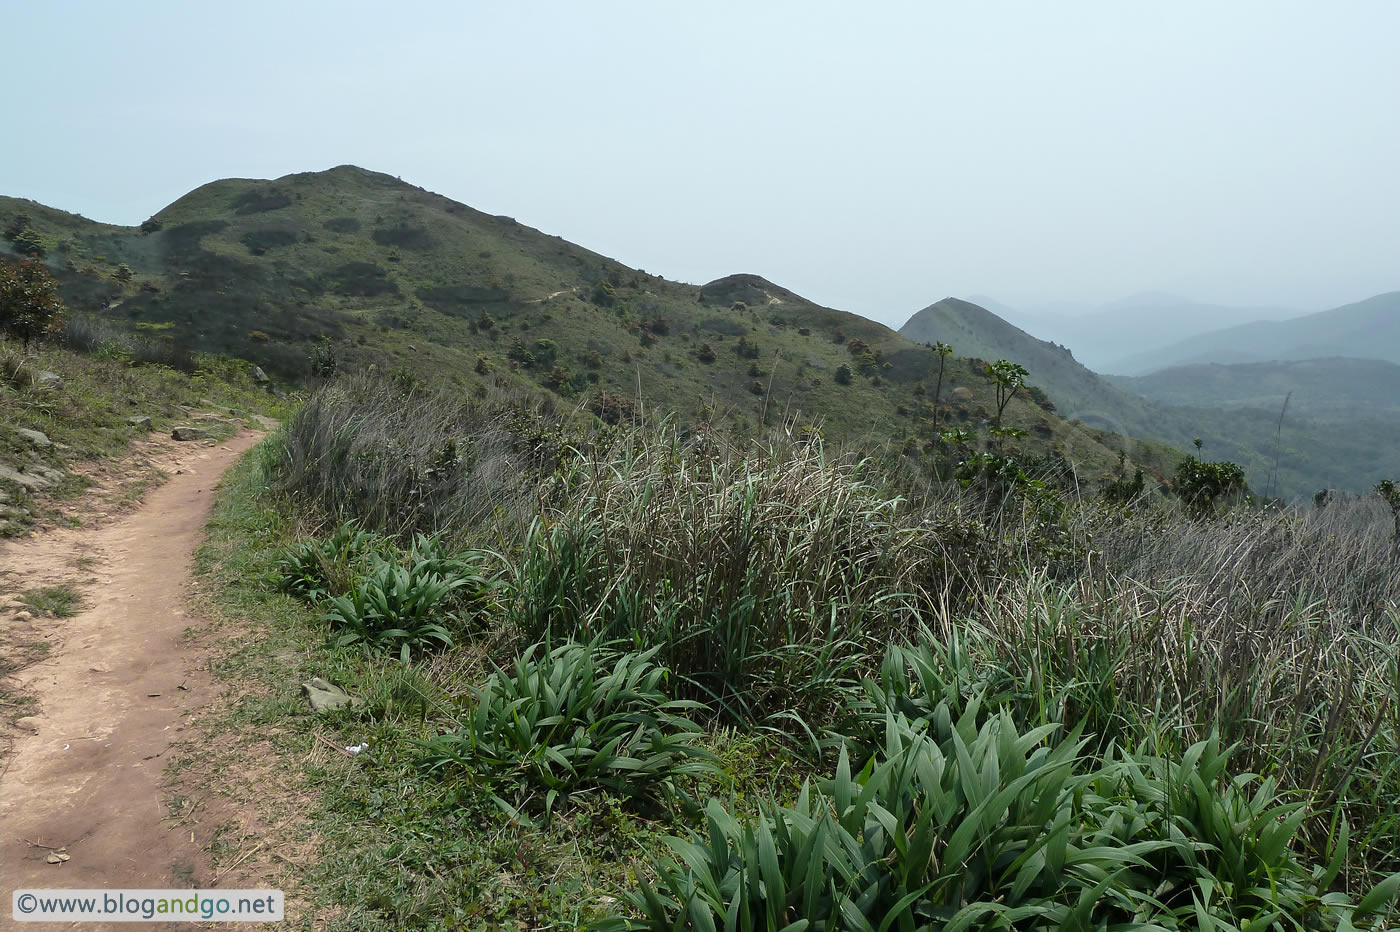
<box><xmin>0</xmin><ymin>430</ymin><xmax>266</xmax><ymax>927</ymax></box>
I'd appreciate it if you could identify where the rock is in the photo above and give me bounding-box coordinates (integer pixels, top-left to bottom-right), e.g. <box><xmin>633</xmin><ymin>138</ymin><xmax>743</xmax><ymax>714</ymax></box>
<box><xmin>14</xmin><ymin>610</ymin><xmax>33</xmax><ymax>621</ymax></box>
<box><xmin>302</xmin><ymin>677</ymin><xmax>363</xmax><ymax>713</ymax></box>
<box><xmin>15</xmin><ymin>428</ymin><xmax>50</xmax><ymax>447</ymax></box>
<box><xmin>0</xmin><ymin>463</ymin><xmax>64</xmax><ymax>490</ymax></box>
<box><xmin>250</xmin><ymin>366</ymin><xmax>269</xmax><ymax>383</ymax></box>
<box><xmin>126</xmin><ymin>416</ymin><xmax>152</xmax><ymax>430</ymax></box>
<box><xmin>171</xmin><ymin>427</ymin><xmax>210</xmax><ymax>442</ymax></box>
<box><xmin>227</xmin><ymin>408</ymin><xmax>242</xmax><ymax>417</ymax></box>
<box><xmin>0</xmin><ymin>504</ymin><xmax>27</xmax><ymax>519</ymax></box>
<box><xmin>36</xmin><ymin>370</ymin><xmax>62</xmax><ymax>389</ymax></box>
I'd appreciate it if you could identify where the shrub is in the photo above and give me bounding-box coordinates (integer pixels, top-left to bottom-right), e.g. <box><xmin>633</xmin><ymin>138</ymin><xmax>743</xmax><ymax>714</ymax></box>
<box><xmin>833</xmin><ymin>364</ymin><xmax>853</xmax><ymax>385</ymax></box>
<box><xmin>10</xmin><ymin>227</ymin><xmax>44</xmax><ymax>257</ymax></box>
<box><xmin>0</xmin><ymin>256</ymin><xmax>66</xmax><ymax>347</ymax></box>
<box><xmin>416</xmin><ymin>642</ymin><xmax>715</xmax><ymax>820</ymax></box>
<box><xmin>1174</xmin><ymin>458</ymin><xmax>1247</xmax><ymax>518</ymax></box>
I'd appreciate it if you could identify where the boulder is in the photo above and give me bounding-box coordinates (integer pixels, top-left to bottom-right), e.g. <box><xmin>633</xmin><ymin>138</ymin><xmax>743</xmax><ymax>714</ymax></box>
<box><xmin>0</xmin><ymin>463</ymin><xmax>64</xmax><ymax>490</ymax></box>
<box><xmin>126</xmin><ymin>416</ymin><xmax>152</xmax><ymax>430</ymax></box>
<box><xmin>171</xmin><ymin>426</ymin><xmax>210</xmax><ymax>442</ymax></box>
<box><xmin>250</xmin><ymin>366</ymin><xmax>270</xmax><ymax>383</ymax></box>
<box><xmin>36</xmin><ymin>370</ymin><xmax>62</xmax><ymax>389</ymax></box>
<box><xmin>15</xmin><ymin>428</ymin><xmax>50</xmax><ymax>448</ymax></box>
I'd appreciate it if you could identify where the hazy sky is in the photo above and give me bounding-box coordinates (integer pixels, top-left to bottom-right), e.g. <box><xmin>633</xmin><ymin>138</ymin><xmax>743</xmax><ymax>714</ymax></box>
<box><xmin>6</xmin><ymin>1</ymin><xmax>1398</xmax><ymax>327</ymax></box>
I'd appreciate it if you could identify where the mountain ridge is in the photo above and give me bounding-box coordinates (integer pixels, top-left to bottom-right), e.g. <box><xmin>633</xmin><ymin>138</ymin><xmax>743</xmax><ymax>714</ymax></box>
<box><xmin>1</xmin><ymin>165</ymin><xmax>1172</xmax><ymax>493</ymax></box>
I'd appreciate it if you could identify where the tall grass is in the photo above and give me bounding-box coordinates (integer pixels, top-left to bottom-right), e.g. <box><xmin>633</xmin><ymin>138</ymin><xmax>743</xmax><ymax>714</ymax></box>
<box><xmin>508</xmin><ymin>428</ymin><xmax>932</xmax><ymax>725</ymax></box>
<box><xmin>961</xmin><ymin>573</ymin><xmax>1400</xmax><ymax>884</ymax></box>
<box><xmin>268</xmin><ymin>373</ymin><xmax>573</xmax><ymax>537</ymax></box>
<box><xmin>267</xmin><ymin>373</ymin><xmax>1400</xmax><ymax>909</ymax></box>
<box><xmin>1087</xmin><ymin>495</ymin><xmax>1400</xmax><ymax>623</ymax></box>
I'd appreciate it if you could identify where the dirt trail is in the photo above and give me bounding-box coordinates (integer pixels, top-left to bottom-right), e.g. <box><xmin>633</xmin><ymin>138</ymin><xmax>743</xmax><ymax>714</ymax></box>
<box><xmin>0</xmin><ymin>431</ymin><xmax>262</xmax><ymax>927</ymax></box>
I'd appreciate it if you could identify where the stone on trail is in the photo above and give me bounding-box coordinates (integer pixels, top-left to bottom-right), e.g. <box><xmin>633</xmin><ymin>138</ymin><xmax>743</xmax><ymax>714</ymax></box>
<box><xmin>126</xmin><ymin>416</ymin><xmax>152</xmax><ymax>430</ymax></box>
<box><xmin>301</xmin><ymin>677</ymin><xmax>363</xmax><ymax>713</ymax></box>
<box><xmin>170</xmin><ymin>427</ymin><xmax>210</xmax><ymax>442</ymax></box>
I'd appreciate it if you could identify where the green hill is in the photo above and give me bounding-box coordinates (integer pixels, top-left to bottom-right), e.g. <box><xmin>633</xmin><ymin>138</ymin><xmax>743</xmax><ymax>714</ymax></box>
<box><xmin>0</xmin><ymin>166</ymin><xmax>1166</xmax><ymax>489</ymax></box>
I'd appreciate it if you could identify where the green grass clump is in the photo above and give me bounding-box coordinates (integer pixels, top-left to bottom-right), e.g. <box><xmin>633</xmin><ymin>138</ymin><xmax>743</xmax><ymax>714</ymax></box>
<box><xmin>417</xmin><ymin>641</ymin><xmax>716</xmax><ymax>822</ymax></box>
<box><xmin>613</xmin><ymin>714</ymin><xmax>1397</xmax><ymax>930</ymax></box>
<box><xmin>18</xmin><ymin>584</ymin><xmax>83</xmax><ymax>617</ymax></box>
<box><xmin>275</xmin><ymin>518</ymin><xmax>387</xmax><ymax>602</ymax></box>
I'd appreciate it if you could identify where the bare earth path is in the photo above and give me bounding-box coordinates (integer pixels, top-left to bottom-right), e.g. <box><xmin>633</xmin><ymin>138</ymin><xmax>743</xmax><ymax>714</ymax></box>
<box><xmin>0</xmin><ymin>431</ymin><xmax>262</xmax><ymax>928</ymax></box>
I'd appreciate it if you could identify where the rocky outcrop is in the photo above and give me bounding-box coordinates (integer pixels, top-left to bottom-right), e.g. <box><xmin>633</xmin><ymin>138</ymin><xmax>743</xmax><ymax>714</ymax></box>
<box><xmin>0</xmin><ymin>462</ymin><xmax>64</xmax><ymax>491</ymax></box>
<box><xmin>15</xmin><ymin>428</ymin><xmax>50</xmax><ymax>448</ymax></box>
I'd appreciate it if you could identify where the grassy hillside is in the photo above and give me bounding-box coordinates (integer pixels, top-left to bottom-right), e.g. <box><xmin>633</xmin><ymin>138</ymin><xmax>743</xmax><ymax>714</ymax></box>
<box><xmin>1110</xmin><ymin>291</ymin><xmax>1400</xmax><ymax>374</ymax></box>
<box><xmin>901</xmin><ymin>298</ymin><xmax>1400</xmax><ymax>498</ymax></box>
<box><xmin>0</xmin><ymin>166</ymin><xmax>1169</xmax><ymax>489</ymax></box>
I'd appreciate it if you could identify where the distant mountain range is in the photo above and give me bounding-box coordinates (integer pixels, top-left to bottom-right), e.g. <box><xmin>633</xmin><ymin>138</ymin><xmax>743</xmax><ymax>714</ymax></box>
<box><xmin>1108</xmin><ymin>357</ymin><xmax>1400</xmax><ymax>420</ymax></box>
<box><xmin>1107</xmin><ymin>291</ymin><xmax>1400</xmax><ymax>374</ymax></box>
<box><xmin>900</xmin><ymin>299</ymin><xmax>1400</xmax><ymax>498</ymax></box>
<box><xmin>965</xmin><ymin>293</ymin><xmax>1309</xmax><ymax>373</ymax></box>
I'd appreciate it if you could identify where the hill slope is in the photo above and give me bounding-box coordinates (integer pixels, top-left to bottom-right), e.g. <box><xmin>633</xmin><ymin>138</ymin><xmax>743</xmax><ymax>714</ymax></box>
<box><xmin>0</xmin><ymin>166</ymin><xmax>1166</xmax><ymax>490</ymax></box>
<box><xmin>1110</xmin><ymin>291</ymin><xmax>1400</xmax><ymax>375</ymax></box>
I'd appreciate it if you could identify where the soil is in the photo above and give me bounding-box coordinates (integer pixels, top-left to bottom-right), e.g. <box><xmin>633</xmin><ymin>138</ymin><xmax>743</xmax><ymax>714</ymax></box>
<box><xmin>0</xmin><ymin>431</ymin><xmax>263</xmax><ymax>928</ymax></box>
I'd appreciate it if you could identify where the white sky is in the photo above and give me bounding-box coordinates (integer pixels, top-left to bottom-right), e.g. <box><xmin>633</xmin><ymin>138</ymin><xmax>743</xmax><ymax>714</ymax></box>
<box><xmin>6</xmin><ymin>1</ymin><xmax>1398</xmax><ymax>327</ymax></box>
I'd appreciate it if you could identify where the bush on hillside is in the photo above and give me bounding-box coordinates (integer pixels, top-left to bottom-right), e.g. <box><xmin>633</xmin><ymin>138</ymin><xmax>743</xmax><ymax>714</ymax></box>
<box><xmin>0</xmin><ymin>256</ymin><xmax>66</xmax><ymax>347</ymax></box>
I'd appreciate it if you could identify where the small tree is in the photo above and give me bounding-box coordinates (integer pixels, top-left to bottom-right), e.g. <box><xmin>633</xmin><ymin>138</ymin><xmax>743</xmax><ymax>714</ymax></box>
<box><xmin>3</xmin><ymin>213</ymin><xmax>32</xmax><ymax>241</ymax></box>
<box><xmin>1377</xmin><ymin>479</ymin><xmax>1400</xmax><ymax>545</ymax></box>
<box><xmin>112</xmin><ymin>264</ymin><xmax>134</xmax><ymax>283</ymax></box>
<box><xmin>10</xmin><ymin>228</ymin><xmax>44</xmax><ymax>258</ymax></box>
<box><xmin>834</xmin><ymin>364</ymin><xmax>853</xmax><ymax>385</ymax></box>
<box><xmin>0</xmin><ymin>257</ymin><xmax>66</xmax><ymax>347</ymax></box>
<box><xmin>984</xmin><ymin>360</ymin><xmax>1029</xmax><ymax>448</ymax></box>
<box><xmin>307</xmin><ymin>336</ymin><xmax>338</xmax><ymax>378</ymax></box>
<box><xmin>1174</xmin><ymin>458</ymin><xmax>1247</xmax><ymax>519</ymax></box>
